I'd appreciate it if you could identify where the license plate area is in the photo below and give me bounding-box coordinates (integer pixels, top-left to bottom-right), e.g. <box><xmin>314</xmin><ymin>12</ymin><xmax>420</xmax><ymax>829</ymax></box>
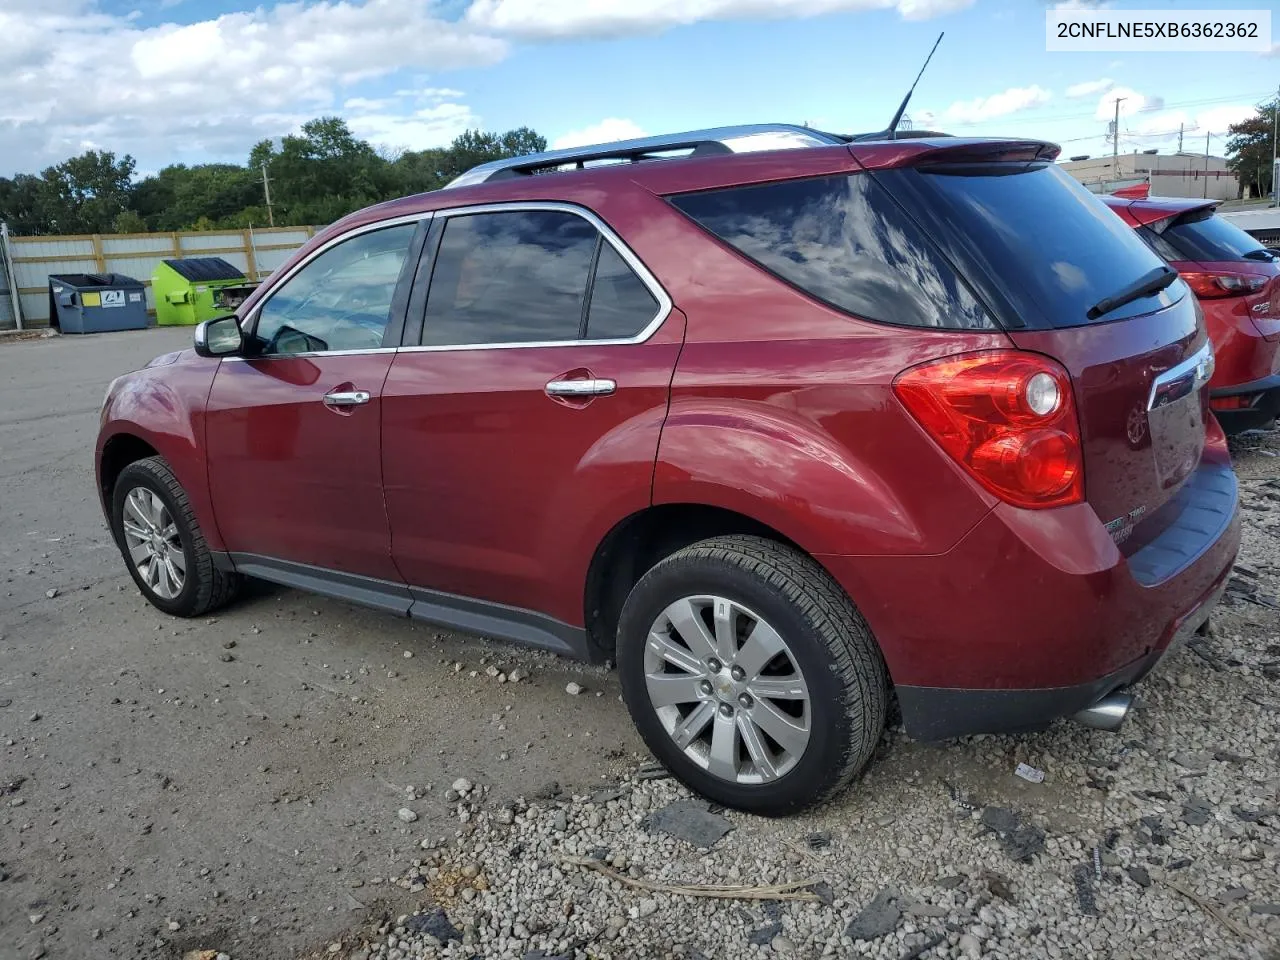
<box><xmin>1147</xmin><ymin>341</ymin><xmax>1213</xmax><ymax>491</ymax></box>
<box><xmin>1148</xmin><ymin>389</ymin><xmax>1205</xmax><ymax>490</ymax></box>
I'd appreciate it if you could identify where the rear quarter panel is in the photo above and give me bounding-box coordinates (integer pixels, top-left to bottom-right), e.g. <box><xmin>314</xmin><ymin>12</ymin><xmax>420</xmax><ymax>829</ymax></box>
<box><xmin>637</xmin><ymin>199</ymin><xmax>1009</xmax><ymax>559</ymax></box>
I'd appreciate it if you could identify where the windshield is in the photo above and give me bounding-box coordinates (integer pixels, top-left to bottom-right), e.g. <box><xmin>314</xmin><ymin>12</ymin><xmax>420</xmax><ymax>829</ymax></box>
<box><xmin>887</xmin><ymin>161</ymin><xmax>1186</xmax><ymax>329</ymax></box>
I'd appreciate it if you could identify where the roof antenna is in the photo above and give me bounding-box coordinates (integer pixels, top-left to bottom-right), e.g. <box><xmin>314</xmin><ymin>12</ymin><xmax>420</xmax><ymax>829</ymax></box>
<box><xmin>886</xmin><ymin>32</ymin><xmax>944</xmax><ymax>140</ymax></box>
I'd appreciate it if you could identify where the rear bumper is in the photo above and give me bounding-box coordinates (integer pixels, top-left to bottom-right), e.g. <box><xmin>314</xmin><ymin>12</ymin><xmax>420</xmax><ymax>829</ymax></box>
<box><xmin>895</xmin><ymin>568</ymin><xmax>1228</xmax><ymax>739</ymax></box>
<box><xmin>1210</xmin><ymin>373</ymin><xmax>1280</xmax><ymax>432</ymax></box>
<box><xmin>819</xmin><ymin>461</ymin><xmax>1240</xmax><ymax>740</ymax></box>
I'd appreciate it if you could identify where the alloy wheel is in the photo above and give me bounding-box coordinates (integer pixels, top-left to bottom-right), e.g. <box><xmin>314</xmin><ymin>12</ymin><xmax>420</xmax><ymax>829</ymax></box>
<box><xmin>643</xmin><ymin>595</ymin><xmax>811</xmax><ymax>784</ymax></box>
<box><xmin>121</xmin><ymin>486</ymin><xmax>186</xmax><ymax>600</ymax></box>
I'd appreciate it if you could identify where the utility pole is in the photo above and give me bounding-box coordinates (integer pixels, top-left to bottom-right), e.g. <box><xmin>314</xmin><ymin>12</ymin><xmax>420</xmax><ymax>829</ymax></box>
<box><xmin>261</xmin><ymin>163</ymin><xmax>275</xmax><ymax>228</ymax></box>
<box><xmin>1204</xmin><ymin>131</ymin><xmax>1211</xmax><ymax>199</ymax></box>
<box><xmin>1111</xmin><ymin>97</ymin><xmax>1126</xmax><ymax>174</ymax></box>
<box><xmin>1177</xmin><ymin>123</ymin><xmax>1184</xmax><ymax>153</ymax></box>
<box><xmin>1271</xmin><ymin>84</ymin><xmax>1278</xmax><ymax>205</ymax></box>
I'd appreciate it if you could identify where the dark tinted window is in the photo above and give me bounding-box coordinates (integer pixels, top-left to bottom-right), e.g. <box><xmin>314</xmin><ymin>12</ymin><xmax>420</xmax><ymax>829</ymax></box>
<box><xmin>1159</xmin><ymin>208</ymin><xmax>1276</xmax><ymax>263</ymax></box>
<box><xmin>670</xmin><ymin>173</ymin><xmax>992</xmax><ymax>329</ymax></box>
<box><xmin>423</xmin><ymin>211</ymin><xmax>597</xmax><ymax>346</ymax></box>
<box><xmin>586</xmin><ymin>242</ymin><xmax>660</xmax><ymax>339</ymax></box>
<box><xmin>254</xmin><ymin>224</ymin><xmax>415</xmax><ymax>355</ymax></box>
<box><xmin>1136</xmin><ymin>225</ymin><xmax>1184</xmax><ymax>263</ymax></box>
<box><xmin>910</xmin><ymin>163</ymin><xmax>1179</xmax><ymax>327</ymax></box>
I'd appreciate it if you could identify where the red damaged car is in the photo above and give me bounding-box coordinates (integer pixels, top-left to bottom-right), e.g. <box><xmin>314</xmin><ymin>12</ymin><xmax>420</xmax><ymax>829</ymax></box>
<box><xmin>1103</xmin><ymin>195</ymin><xmax>1280</xmax><ymax>432</ymax></box>
<box><xmin>97</xmin><ymin>125</ymin><xmax>1239</xmax><ymax>813</ymax></box>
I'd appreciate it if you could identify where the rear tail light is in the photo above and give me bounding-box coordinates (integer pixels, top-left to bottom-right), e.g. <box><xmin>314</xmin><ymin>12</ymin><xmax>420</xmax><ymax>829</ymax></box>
<box><xmin>1181</xmin><ymin>271</ymin><xmax>1268</xmax><ymax>299</ymax></box>
<box><xmin>893</xmin><ymin>351</ymin><xmax>1083</xmax><ymax>509</ymax></box>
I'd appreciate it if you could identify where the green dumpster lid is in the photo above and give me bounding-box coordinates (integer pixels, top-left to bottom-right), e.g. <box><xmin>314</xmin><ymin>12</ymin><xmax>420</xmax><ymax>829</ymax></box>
<box><xmin>162</xmin><ymin>258</ymin><xmax>246</xmax><ymax>283</ymax></box>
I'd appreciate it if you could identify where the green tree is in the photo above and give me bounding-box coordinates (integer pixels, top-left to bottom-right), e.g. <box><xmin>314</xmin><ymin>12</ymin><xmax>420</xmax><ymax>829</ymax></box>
<box><xmin>1226</xmin><ymin>98</ymin><xmax>1279</xmax><ymax>200</ymax></box>
<box><xmin>112</xmin><ymin>209</ymin><xmax>147</xmax><ymax>233</ymax></box>
<box><xmin>0</xmin><ymin>174</ymin><xmax>49</xmax><ymax>234</ymax></box>
<box><xmin>131</xmin><ymin>163</ymin><xmax>260</xmax><ymax>231</ymax></box>
<box><xmin>393</xmin><ymin>127</ymin><xmax>547</xmax><ymax>194</ymax></box>
<box><xmin>39</xmin><ymin>150</ymin><xmax>136</xmax><ymax>233</ymax></box>
<box><xmin>4</xmin><ymin>121</ymin><xmax>547</xmax><ymax>234</ymax></box>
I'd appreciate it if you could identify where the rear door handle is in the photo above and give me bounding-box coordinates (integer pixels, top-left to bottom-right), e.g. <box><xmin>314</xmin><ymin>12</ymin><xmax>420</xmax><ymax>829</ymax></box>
<box><xmin>323</xmin><ymin>389</ymin><xmax>371</xmax><ymax>407</ymax></box>
<box><xmin>545</xmin><ymin>378</ymin><xmax>616</xmax><ymax>398</ymax></box>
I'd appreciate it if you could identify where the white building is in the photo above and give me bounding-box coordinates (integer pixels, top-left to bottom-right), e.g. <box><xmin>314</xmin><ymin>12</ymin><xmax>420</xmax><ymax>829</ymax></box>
<box><xmin>1060</xmin><ymin>150</ymin><xmax>1238</xmax><ymax>201</ymax></box>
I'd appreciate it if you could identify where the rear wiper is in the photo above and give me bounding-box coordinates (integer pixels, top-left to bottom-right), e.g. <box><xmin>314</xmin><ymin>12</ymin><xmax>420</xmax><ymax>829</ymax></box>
<box><xmin>1086</xmin><ymin>265</ymin><xmax>1179</xmax><ymax>321</ymax></box>
<box><xmin>1242</xmin><ymin>249</ymin><xmax>1276</xmax><ymax>262</ymax></box>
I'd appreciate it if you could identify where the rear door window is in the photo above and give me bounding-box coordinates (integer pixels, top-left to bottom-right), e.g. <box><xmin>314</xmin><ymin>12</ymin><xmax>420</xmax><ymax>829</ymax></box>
<box><xmin>585</xmin><ymin>242</ymin><xmax>660</xmax><ymax>340</ymax></box>
<box><xmin>669</xmin><ymin>174</ymin><xmax>994</xmax><ymax>330</ymax></box>
<box><xmin>1157</xmin><ymin>208</ymin><xmax>1276</xmax><ymax>263</ymax></box>
<box><xmin>422</xmin><ymin>210</ymin><xmax>597</xmax><ymax>346</ymax></box>
<box><xmin>894</xmin><ymin>162</ymin><xmax>1182</xmax><ymax>328</ymax></box>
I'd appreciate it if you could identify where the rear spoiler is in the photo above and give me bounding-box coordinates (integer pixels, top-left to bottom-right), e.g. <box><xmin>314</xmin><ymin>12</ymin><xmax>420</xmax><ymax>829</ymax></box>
<box><xmin>848</xmin><ymin>137</ymin><xmax>1060</xmax><ymax>170</ymax></box>
<box><xmin>1124</xmin><ymin>198</ymin><xmax>1220</xmax><ymax>230</ymax></box>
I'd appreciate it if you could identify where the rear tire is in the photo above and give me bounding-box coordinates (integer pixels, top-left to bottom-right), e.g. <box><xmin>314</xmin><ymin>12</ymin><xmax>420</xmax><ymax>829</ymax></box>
<box><xmin>111</xmin><ymin>456</ymin><xmax>241</xmax><ymax>617</ymax></box>
<box><xmin>616</xmin><ymin>535</ymin><xmax>887</xmax><ymax>816</ymax></box>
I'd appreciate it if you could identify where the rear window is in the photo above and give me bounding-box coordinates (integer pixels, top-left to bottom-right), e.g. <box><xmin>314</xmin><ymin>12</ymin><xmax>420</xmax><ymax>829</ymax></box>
<box><xmin>893</xmin><ymin>162</ymin><xmax>1182</xmax><ymax>328</ymax></box>
<box><xmin>669</xmin><ymin>174</ymin><xmax>994</xmax><ymax>330</ymax></box>
<box><xmin>1157</xmin><ymin>207</ymin><xmax>1275</xmax><ymax>263</ymax></box>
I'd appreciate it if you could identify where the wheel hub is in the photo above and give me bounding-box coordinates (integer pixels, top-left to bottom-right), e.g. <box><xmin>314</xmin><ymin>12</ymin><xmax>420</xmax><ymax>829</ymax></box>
<box><xmin>711</xmin><ymin>670</ymin><xmax>738</xmax><ymax>702</ymax></box>
<box><xmin>642</xmin><ymin>594</ymin><xmax>811</xmax><ymax>785</ymax></box>
<box><xmin>121</xmin><ymin>486</ymin><xmax>186</xmax><ymax>601</ymax></box>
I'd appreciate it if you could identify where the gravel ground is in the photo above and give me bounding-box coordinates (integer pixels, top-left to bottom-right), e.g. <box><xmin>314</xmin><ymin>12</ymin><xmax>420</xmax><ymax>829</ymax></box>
<box><xmin>3</xmin><ymin>330</ymin><xmax>1278</xmax><ymax>960</ymax></box>
<box><xmin>316</xmin><ymin>429</ymin><xmax>1280</xmax><ymax>960</ymax></box>
<box><xmin>0</xmin><ymin>330</ymin><xmax>642</xmax><ymax>960</ymax></box>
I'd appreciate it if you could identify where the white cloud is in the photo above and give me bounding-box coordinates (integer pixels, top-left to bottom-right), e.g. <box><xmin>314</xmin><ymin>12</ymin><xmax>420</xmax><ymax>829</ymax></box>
<box><xmin>347</xmin><ymin>103</ymin><xmax>481</xmax><ymax>152</ymax></box>
<box><xmin>1115</xmin><ymin>103</ymin><xmax>1256</xmax><ymax>154</ymax></box>
<box><xmin>394</xmin><ymin>87</ymin><xmax>466</xmax><ymax>101</ymax></box>
<box><xmin>1093</xmin><ymin>86</ymin><xmax>1163</xmax><ymax>121</ymax></box>
<box><xmin>464</xmin><ymin>0</ymin><xmax>971</xmax><ymax>40</ymax></box>
<box><xmin>1065</xmin><ymin>78</ymin><xmax>1113</xmax><ymax>99</ymax></box>
<box><xmin>552</xmin><ymin>118</ymin><xmax>648</xmax><ymax>149</ymax></box>
<box><xmin>943</xmin><ymin>85</ymin><xmax>1052</xmax><ymax>124</ymax></box>
<box><xmin>0</xmin><ymin>0</ymin><xmax>506</xmax><ymax>173</ymax></box>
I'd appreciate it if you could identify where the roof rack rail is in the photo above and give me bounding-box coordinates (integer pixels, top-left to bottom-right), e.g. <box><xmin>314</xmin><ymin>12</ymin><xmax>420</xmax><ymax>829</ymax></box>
<box><xmin>443</xmin><ymin>123</ymin><xmax>848</xmax><ymax>189</ymax></box>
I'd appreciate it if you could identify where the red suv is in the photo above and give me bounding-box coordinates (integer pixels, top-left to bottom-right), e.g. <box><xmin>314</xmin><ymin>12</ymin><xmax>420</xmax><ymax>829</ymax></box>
<box><xmin>97</xmin><ymin>125</ymin><xmax>1239</xmax><ymax>814</ymax></box>
<box><xmin>1102</xmin><ymin>195</ymin><xmax>1280</xmax><ymax>432</ymax></box>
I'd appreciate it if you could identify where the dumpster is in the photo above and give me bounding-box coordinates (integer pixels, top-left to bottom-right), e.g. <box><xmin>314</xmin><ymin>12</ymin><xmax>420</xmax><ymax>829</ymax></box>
<box><xmin>152</xmin><ymin>258</ymin><xmax>258</xmax><ymax>326</ymax></box>
<box><xmin>47</xmin><ymin>274</ymin><xmax>148</xmax><ymax>334</ymax></box>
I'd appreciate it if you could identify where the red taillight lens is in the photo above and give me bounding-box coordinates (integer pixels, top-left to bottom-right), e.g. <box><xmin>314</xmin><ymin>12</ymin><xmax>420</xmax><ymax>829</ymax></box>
<box><xmin>893</xmin><ymin>352</ymin><xmax>1083</xmax><ymax>509</ymax></box>
<box><xmin>1181</xmin><ymin>271</ymin><xmax>1268</xmax><ymax>299</ymax></box>
<box><xmin>1209</xmin><ymin>394</ymin><xmax>1253</xmax><ymax>411</ymax></box>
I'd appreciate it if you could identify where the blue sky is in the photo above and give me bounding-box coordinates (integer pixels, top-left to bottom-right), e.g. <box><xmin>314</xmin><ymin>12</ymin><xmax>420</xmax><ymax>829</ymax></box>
<box><xmin>2</xmin><ymin>0</ymin><xmax>1277</xmax><ymax>177</ymax></box>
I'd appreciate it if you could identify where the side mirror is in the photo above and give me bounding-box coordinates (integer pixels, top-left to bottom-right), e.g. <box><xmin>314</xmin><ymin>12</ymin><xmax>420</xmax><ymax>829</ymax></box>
<box><xmin>194</xmin><ymin>316</ymin><xmax>243</xmax><ymax>357</ymax></box>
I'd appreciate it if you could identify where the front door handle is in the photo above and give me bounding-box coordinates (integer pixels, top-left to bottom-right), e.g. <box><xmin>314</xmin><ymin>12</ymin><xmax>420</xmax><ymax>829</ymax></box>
<box><xmin>545</xmin><ymin>378</ymin><xmax>616</xmax><ymax>398</ymax></box>
<box><xmin>323</xmin><ymin>389</ymin><xmax>371</xmax><ymax>407</ymax></box>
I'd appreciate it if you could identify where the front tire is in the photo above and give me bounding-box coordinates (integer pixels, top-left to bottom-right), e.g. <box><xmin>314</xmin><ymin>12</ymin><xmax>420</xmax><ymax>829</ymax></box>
<box><xmin>111</xmin><ymin>456</ymin><xmax>240</xmax><ymax>617</ymax></box>
<box><xmin>616</xmin><ymin>535</ymin><xmax>887</xmax><ymax>816</ymax></box>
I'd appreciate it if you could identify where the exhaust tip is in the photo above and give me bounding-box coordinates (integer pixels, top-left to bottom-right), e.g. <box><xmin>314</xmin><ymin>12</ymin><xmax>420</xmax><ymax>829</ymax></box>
<box><xmin>1072</xmin><ymin>692</ymin><xmax>1134</xmax><ymax>732</ymax></box>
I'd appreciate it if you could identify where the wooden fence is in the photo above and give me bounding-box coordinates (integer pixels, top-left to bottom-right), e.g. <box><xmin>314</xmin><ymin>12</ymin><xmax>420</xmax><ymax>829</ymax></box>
<box><xmin>1</xmin><ymin>226</ymin><xmax>318</xmax><ymax>329</ymax></box>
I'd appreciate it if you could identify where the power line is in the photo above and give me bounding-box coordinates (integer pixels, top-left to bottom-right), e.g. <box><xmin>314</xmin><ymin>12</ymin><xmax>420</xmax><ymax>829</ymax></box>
<box><xmin>938</xmin><ymin>89</ymin><xmax>1276</xmax><ymax>129</ymax></box>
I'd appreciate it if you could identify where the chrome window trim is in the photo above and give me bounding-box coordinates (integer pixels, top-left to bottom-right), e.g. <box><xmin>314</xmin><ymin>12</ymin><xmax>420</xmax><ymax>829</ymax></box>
<box><xmin>399</xmin><ymin>200</ymin><xmax>673</xmax><ymax>353</ymax></box>
<box><xmin>1147</xmin><ymin>340</ymin><xmax>1215</xmax><ymax>412</ymax></box>
<box><xmin>222</xmin><ymin>347</ymin><xmax>398</xmax><ymax>362</ymax></box>
<box><xmin>230</xmin><ymin>212</ymin><xmax>432</xmax><ymax>361</ymax></box>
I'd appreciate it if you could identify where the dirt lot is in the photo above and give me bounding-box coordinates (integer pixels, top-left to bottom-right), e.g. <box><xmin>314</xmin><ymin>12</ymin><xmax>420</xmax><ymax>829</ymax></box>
<box><xmin>2</xmin><ymin>329</ymin><xmax>1278</xmax><ymax>960</ymax></box>
<box><xmin>0</xmin><ymin>329</ymin><xmax>643</xmax><ymax>960</ymax></box>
